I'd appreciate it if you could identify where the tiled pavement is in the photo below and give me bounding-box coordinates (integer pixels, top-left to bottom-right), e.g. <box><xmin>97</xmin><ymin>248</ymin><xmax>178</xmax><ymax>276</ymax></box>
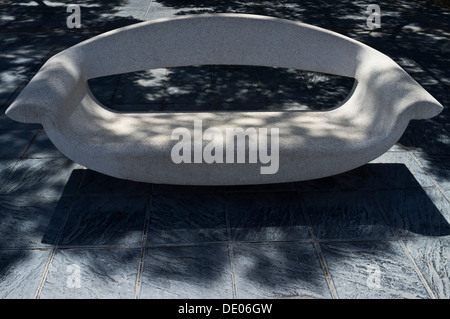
<box><xmin>0</xmin><ymin>0</ymin><xmax>449</xmax><ymax>299</ymax></box>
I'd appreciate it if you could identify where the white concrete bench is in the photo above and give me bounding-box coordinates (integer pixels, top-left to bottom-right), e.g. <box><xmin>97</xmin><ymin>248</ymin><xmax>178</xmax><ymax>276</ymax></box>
<box><xmin>5</xmin><ymin>14</ymin><xmax>443</xmax><ymax>185</ymax></box>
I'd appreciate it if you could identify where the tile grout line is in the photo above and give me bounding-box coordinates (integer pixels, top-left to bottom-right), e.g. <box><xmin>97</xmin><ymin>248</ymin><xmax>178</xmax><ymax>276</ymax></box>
<box><xmin>296</xmin><ymin>189</ymin><xmax>338</xmax><ymax>299</ymax></box>
<box><xmin>398</xmin><ymin>239</ymin><xmax>437</xmax><ymax>299</ymax></box>
<box><xmin>134</xmin><ymin>193</ymin><xmax>153</xmax><ymax>299</ymax></box>
<box><xmin>0</xmin><ymin>129</ymin><xmax>41</xmax><ymax>193</ymax></box>
<box><xmin>408</xmin><ymin>151</ymin><xmax>450</xmax><ymax>205</ymax></box>
<box><xmin>33</xmin><ymin>169</ymin><xmax>87</xmax><ymax>299</ymax></box>
<box><xmin>224</xmin><ymin>191</ymin><xmax>238</xmax><ymax>299</ymax></box>
<box><xmin>371</xmin><ymin>192</ymin><xmax>437</xmax><ymax>299</ymax></box>
<box><xmin>142</xmin><ymin>0</ymin><xmax>154</xmax><ymax>20</ymax></box>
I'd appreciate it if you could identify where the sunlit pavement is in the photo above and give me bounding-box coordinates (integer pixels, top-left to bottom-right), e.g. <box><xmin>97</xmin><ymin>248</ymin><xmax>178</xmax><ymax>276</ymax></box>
<box><xmin>0</xmin><ymin>0</ymin><xmax>449</xmax><ymax>299</ymax></box>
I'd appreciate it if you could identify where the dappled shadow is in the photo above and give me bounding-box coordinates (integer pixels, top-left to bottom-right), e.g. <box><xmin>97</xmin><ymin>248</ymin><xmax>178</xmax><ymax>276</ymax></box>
<box><xmin>1</xmin><ymin>0</ymin><xmax>450</xmax><ymax>298</ymax></box>
<box><xmin>12</xmin><ymin>164</ymin><xmax>444</xmax><ymax>297</ymax></box>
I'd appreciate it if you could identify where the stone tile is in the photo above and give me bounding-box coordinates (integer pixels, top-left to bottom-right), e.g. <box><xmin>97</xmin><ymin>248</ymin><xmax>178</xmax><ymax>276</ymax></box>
<box><xmin>227</xmin><ymin>191</ymin><xmax>310</xmax><ymax>242</ymax></box>
<box><xmin>58</xmin><ymin>196</ymin><xmax>148</xmax><ymax>247</ymax></box>
<box><xmin>296</xmin><ymin>165</ymin><xmax>378</xmax><ymax>191</ymax></box>
<box><xmin>226</xmin><ymin>181</ymin><xmax>297</xmax><ymax>193</ymax></box>
<box><xmin>300</xmin><ymin>71</ymin><xmax>355</xmax><ymax>111</ymax></box>
<box><xmin>374</xmin><ymin>189</ymin><xmax>450</xmax><ymax>238</ymax></box>
<box><xmin>403</xmin><ymin>238</ymin><xmax>450</xmax><ymax>299</ymax></box>
<box><xmin>0</xmin><ymin>85</ymin><xmax>20</xmax><ymax>111</ymax></box>
<box><xmin>140</xmin><ymin>245</ymin><xmax>234</xmax><ymax>298</ymax></box>
<box><xmin>164</xmin><ymin>86</ymin><xmax>216</xmax><ymax>108</ymax></box>
<box><xmin>399</xmin><ymin>120</ymin><xmax>450</xmax><ymax>155</ymax></box>
<box><xmin>213</xmin><ymin>65</ymin><xmax>266</xmax><ymax>105</ymax></box>
<box><xmin>297</xmin><ymin>165</ymin><xmax>379</xmax><ymax>191</ymax></box>
<box><xmin>321</xmin><ymin>241</ymin><xmax>431</xmax><ymax>299</ymax></box>
<box><xmin>369</xmin><ymin>151</ymin><xmax>435</xmax><ymax>189</ymax></box>
<box><xmin>23</xmin><ymin>131</ymin><xmax>65</xmax><ymax>158</ymax></box>
<box><xmin>0</xmin><ymin>196</ymin><xmax>72</xmax><ymax>249</ymax></box>
<box><xmin>166</xmin><ymin>66</ymin><xmax>211</xmax><ymax>88</ymax></box>
<box><xmin>145</xmin><ymin>2</ymin><xmax>178</xmax><ymax>20</ymax></box>
<box><xmin>77</xmin><ymin>170</ymin><xmax>151</xmax><ymax>196</ymax></box>
<box><xmin>233</xmin><ymin>242</ymin><xmax>332</xmax><ymax>298</ymax></box>
<box><xmin>40</xmin><ymin>248</ymin><xmax>140</xmax><ymax>299</ymax></box>
<box><xmin>302</xmin><ymin>191</ymin><xmax>393</xmax><ymax>240</ymax></box>
<box><xmin>0</xmin><ymin>159</ymin><xmax>18</xmax><ymax>191</ymax></box>
<box><xmin>120</xmin><ymin>0</ymin><xmax>152</xmax><ymax>11</ymax></box>
<box><xmin>152</xmin><ymin>183</ymin><xmax>226</xmax><ymax>194</ymax></box>
<box><xmin>0</xmin><ymin>113</ymin><xmax>42</xmax><ymax>130</ymax></box>
<box><xmin>412</xmin><ymin>152</ymin><xmax>450</xmax><ymax>190</ymax></box>
<box><xmin>147</xmin><ymin>193</ymin><xmax>227</xmax><ymax>244</ymax></box>
<box><xmin>115</xmin><ymin>9</ymin><xmax>146</xmax><ymax>20</ymax></box>
<box><xmin>0</xmin><ymin>249</ymin><xmax>51</xmax><ymax>299</ymax></box>
<box><xmin>108</xmin><ymin>103</ymin><xmax>161</xmax><ymax>112</ymax></box>
<box><xmin>257</xmin><ymin>68</ymin><xmax>316</xmax><ymax>111</ymax></box>
<box><xmin>112</xmin><ymin>69</ymin><xmax>166</xmax><ymax>105</ymax></box>
<box><xmin>0</xmin><ymin>130</ymin><xmax>37</xmax><ymax>159</ymax></box>
<box><xmin>87</xmin><ymin>84</ymin><xmax>116</xmax><ymax>107</ymax></box>
<box><xmin>0</xmin><ymin>158</ymin><xmax>83</xmax><ymax>197</ymax></box>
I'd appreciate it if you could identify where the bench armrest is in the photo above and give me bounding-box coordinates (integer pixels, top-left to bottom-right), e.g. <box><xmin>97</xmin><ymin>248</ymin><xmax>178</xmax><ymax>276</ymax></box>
<box><xmin>5</xmin><ymin>54</ymin><xmax>85</xmax><ymax>126</ymax></box>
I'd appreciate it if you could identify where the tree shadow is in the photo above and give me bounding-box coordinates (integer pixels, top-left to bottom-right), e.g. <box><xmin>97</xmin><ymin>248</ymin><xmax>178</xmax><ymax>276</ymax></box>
<box><xmin>27</xmin><ymin>163</ymin><xmax>450</xmax><ymax>297</ymax></box>
<box><xmin>1</xmin><ymin>0</ymin><xmax>450</xmax><ymax>298</ymax></box>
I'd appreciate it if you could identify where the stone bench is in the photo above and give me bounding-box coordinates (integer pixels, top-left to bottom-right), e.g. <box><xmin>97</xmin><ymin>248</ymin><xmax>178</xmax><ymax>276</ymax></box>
<box><xmin>5</xmin><ymin>14</ymin><xmax>443</xmax><ymax>185</ymax></box>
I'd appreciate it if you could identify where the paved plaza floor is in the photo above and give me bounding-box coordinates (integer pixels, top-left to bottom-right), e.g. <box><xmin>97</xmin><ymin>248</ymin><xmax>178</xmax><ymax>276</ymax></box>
<box><xmin>0</xmin><ymin>0</ymin><xmax>449</xmax><ymax>299</ymax></box>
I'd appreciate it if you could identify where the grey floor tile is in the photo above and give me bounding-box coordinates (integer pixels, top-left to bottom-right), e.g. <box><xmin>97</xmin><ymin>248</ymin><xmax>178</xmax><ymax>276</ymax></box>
<box><xmin>296</xmin><ymin>165</ymin><xmax>378</xmax><ymax>191</ymax></box>
<box><xmin>152</xmin><ymin>183</ymin><xmax>226</xmax><ymax>194</ymax></box>
<box><xmin>0</xmin><ymin>158</ymin><xmax>83</xmax><ymax>197</ymax></box>
<box><xmin>374</xmin><ymin>189</ymin><xmax>450</xmax><ymax>238</ymax></box>
<box><xmin>145</xmin><ymin>2</ymin><xmax>178</xmax><ymax>20</ymax></box>
<box><xmin>369</xmin><ymin>151</ymin><xmax>435</xmax><ymax>189</ymax></box>
<box><xmin>301</xmin><ymin>71</ymin><xmax>355</xmax><ymax>111</ymax></box>
<box><xmin>412</xmin><ymin>152</ymin><xmax>450</xmax><ymax>190</ymax></box>
<box><xmin>226</xmin><ymin>181</ymin><xmax>297</xmax><ymax>193</ymax></box>
<box><xmin>0</xmin><ymin>196</ymin><xmax>71</xmax><ymax>249</ymax></box>
<box><xmin>233</xmin><ymin>242</ymin><xmax>332</xmax><ymax>299</ymax></box>
<box><xmin>23</xmin><ymin>131</ymin><xmax>64</xmax><ymax>158</ymax></box>
<box><xmin>403</xmin><ymin>238</ymin><xmax>450</xmax><ymax>299</ymax></box>
<box><xmin>0</xmin><ymin>130</ymin><xmax>37</xmax><ymax>159</ymax></box>
<box><xmin>257</xmin><ymin>68</ymin><xmax>318</xmax><ymax>111</ymax></box>
<box><xmin>0</xmin><ymin>249</ymin><xmax>51</xmax><ymax>299</ymax></box>
<box><xmin>227</xmin><ymin>191</ymin><xmax>310</xmax><ymax>242</ymax></box>
<box><xmin>164</xmin><ymin>86</ymin><xmax>215</xmax><ymax>108</ymax></box>
<box><xmin>302</xmin><ymin>191</ymin><xmax>393</xmax><ymax>240</ymax></box>
<box><xmin>0</xmin><ymin>113</ymin><xmax>42</xmax><ymax>131</ymax></box>
<box><xmin>87</xmin><ymin>84</ymin><xmax>116</xmax><ymax>107</ymax></box>
<box><xmin>108</xmin><ymin>103</ymin><xmax>161</xmax><ymax>112</ymax></box>
<box><xmin>115</xmin><ymin>9</ymin><xmax>146</xmax><ymax>20</ymax></box>
<box><xmin>113</xmin><ymin>83</ymin><xmax>165</xmax><ymax>105</ymax></box>
<box><xmin>321</xmin><ymin>241</ymin><xmax>431</xmax><ymax>299</ymax></box>
<box><xmin>58</xmin><ymin>196</ymin><xmax>148</xmax><ymax>247</ymax></box>
<box><xmin>0</xmin><ymin>159</ymin><xmax>18</xmax><ymax>190</ymax></box>
<box><xmin>147</xmin><ymin>193</ymin><xmax>227</xmax><ymax>244</ymax></box>
<box><xmin>112</xmin><ymin>69</ymin><xmax>166</xmax><ymax>106</ymax></box>
<box><xmin>40</xmin><ymin>248</ymin><xmax>140</xmax><ymax>299</ymax></box>
<box><xmin>77</xmin><ymin>170</ymin><xmax>151</xmax><ymax>196</ymax></box>
<box><xmin>140</xmin><ymin>245</ymin><xmax>234</xmax><ymax>298</ymax></box>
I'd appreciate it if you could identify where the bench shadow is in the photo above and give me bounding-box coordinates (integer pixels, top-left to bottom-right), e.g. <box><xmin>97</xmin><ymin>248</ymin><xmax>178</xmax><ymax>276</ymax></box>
<box><xmin>34</xmin><ymin>162</ymin><xmax>450</xmax><ymax>297</ymax></box>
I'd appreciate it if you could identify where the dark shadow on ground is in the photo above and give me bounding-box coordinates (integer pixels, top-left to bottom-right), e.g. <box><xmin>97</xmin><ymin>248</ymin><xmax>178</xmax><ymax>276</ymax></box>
<box><xmin>1</xmin><ymin>0</ymin><xmax>450</xmax><ymax>298</ymax></box>
<box><xmin>21</xmin><ymin>163</ymin><xmax>448</xmax><ymax>297</ymax></box>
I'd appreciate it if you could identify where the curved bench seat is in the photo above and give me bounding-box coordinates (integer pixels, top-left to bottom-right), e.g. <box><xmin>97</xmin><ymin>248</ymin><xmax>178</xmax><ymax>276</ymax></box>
<box><xmin>5</xmin><ymin>14</ymin><xmax>443</xmax><ymax>185</ymax></box>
